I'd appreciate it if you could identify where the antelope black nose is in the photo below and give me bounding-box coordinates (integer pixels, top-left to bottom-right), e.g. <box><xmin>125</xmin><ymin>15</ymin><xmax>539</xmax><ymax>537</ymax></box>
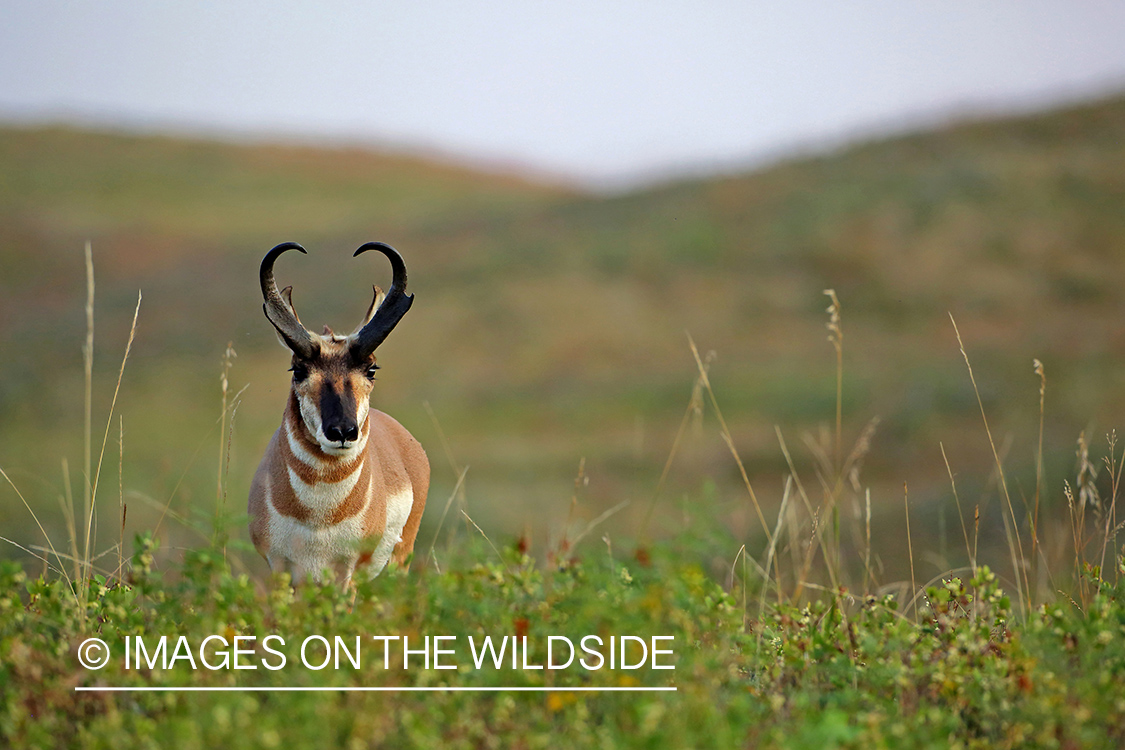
<box><xmin>324</xmin><ymin>422</ymin><xmax>358</xmax><ymax>444</ymax></box>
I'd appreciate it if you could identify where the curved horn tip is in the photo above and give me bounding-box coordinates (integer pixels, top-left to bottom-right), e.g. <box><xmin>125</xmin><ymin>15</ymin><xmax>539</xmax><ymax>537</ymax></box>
<box><xmin>270</xmin><ymin>241</ymin><xmax>308</xmax><ymax>255</ymax></box>
<box><xmin>260</xmin><ymin>242</ymin><xmax>309</xmax><ymax>294</ymax></box>
<box><xmin>353</xmin><ymin>241</ymin><xmax>397</xmax><ymax>257</ymax></box>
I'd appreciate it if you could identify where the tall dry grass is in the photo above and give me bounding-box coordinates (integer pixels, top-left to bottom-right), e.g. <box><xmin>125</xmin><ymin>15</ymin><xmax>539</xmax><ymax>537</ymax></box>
<box><xmin>0</xmin><ymin>246</ymin><xmax>260</xmax><ymax>629</ymax></box>
<box><xmin>648</xmin><ymin>289</ymin><xmax>1125</xmax><ymax>627</ymax></box>
<box><xmin>1</xmin><ymin>245</ymin><xmax>140</xmax><ymax>630</ymax></box>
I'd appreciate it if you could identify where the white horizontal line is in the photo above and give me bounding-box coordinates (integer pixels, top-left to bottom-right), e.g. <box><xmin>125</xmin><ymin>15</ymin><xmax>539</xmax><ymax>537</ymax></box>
<box><xmin>76</xmin><ymin>686</ymin><xmax>677</xmax><ymax>692</ymax></box>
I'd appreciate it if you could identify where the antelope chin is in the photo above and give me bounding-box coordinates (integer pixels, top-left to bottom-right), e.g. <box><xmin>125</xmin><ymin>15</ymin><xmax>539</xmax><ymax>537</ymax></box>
<box><xmin>319</xmin><ymin>440</ymin><xmax>358</xmax><ymax>456</ymax></box>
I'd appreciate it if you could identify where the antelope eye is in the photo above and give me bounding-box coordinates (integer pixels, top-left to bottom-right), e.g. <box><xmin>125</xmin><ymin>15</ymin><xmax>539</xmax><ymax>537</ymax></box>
<box><xmin>365</xmin><ymin>365</ymin><xmax>380</xmax><ymax>380</ymax></box>
<box><xmin>290</xmin><ymin>364</ymin><xmax>309</xmax><ymax>382</ymax></box>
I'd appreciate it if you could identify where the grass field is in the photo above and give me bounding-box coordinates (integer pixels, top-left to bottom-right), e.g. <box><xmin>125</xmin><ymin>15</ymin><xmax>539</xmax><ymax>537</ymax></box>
<box><xmin>3</xmin><ymin>537</ymin><xmax>1124</xmax><ymax>748</ymax></box>
<box><xmin>1</xmin><ymin>95</ymin><xmax>1125</xmax><ymax>747</ymax></box>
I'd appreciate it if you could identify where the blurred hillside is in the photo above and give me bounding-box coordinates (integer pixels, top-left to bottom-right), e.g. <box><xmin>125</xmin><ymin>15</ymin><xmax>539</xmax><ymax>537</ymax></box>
<box><xmin>2</xmin><ymin>96</ymin><xmax>1124</xmax><ymax>579</ymax></box>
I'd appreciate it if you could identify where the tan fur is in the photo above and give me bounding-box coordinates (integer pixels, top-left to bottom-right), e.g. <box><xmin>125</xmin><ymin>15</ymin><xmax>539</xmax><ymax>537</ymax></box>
<box><xmin>248</xmin><ymin>335</ymin><xmax>429</xmax><ymax>584</ymax></box>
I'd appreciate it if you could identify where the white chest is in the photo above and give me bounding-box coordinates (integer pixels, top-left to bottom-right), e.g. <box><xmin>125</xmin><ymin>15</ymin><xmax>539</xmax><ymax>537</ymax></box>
<box><xmin>265</xmin><ymin>475</ymin><xmax>415</xmax><ymax>582</ymax></box>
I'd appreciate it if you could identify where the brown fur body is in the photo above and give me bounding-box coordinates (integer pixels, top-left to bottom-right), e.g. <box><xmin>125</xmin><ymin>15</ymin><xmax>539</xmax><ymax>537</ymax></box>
<box><xmin>248</xmin><ymin>337</ymin><xmax>429</xmax><ymax>584</ymax></box>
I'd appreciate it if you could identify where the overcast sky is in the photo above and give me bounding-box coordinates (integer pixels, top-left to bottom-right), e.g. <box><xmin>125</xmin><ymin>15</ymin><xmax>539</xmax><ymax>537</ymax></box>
<box><xmin>2</xmin><ymin>2</ymin><xmax>1125</xmax><ymax>188</ymax></box>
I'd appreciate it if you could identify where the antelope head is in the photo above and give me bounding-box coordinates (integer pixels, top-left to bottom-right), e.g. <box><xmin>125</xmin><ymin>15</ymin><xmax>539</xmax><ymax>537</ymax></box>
<box><xmin>259</xmin><ymin>241</ymin><xmax>414</xmax><ymax>456</ymax></box>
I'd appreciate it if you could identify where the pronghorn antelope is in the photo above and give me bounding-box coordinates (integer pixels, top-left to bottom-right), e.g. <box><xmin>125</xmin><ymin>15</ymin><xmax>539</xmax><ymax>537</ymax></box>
<box><xmin>248</xmin><ymin>241</ymin><xmax>429</xmax><ymax>585</ymax></box>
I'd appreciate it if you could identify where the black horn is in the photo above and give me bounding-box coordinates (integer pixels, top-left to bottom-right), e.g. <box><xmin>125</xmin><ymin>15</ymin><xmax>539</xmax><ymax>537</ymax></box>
<box><xmin>349</xmin><ymin>242</ymin><xmax>414</xmax><ymax>358</ymax></box>
<box><xmin>260</xmin><ymin>242</ymin><xmax>317</xmax><ymax>360</ymax></box>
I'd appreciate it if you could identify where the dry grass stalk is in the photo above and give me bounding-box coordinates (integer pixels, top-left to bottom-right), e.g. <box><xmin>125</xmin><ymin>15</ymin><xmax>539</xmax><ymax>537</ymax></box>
<box><xmin>569</xmin><ymin>499</ymin><xmax>630</xmax><ymax>551</ymax></box>
<box><xmin>84</xmin><ymin>290</ymin><xmax>141</xmax><ymax>582</ymax></box>
<box><xmin>426</xmin><ymin>466</ymin><xmax>470</xmax><ymax>572</ymax></box>
<box><xmin>863</xmin><ymin>488</ymin><xmax>873</xmax><ymax>598</ymax></box>
<box><xmin>461</xmin><ymin>509</ymin><xmax>509</xmax><ymax>573</ymax></box>
<box><xmin>778</xmin><ymin>427</ymin><xmax>839</xmax><ymax>600</ymax></box>
<box><xmin>82</xmin><ymin>243</ymin><xmax>94</xmax><ymax>590</ymax></box>
<box><xmin>686</xmin><ymin>335</ymin><xmax>773</xmax><ymax>545</ymax></box>
<box><xmin>218</xmin><ymin>388</ymin><xmax>245</xmax><ymax>561</ymax></box>
<box><xmin>727</xmin><ymin>544</ymin><xmax>748</xmax><ymax>628</ymax></box>
<box><xmin>803</xmin><ymin>415</ymin><xmax>880</xmax><ymax>586</ymax></box>
<box><xmin>950</xmin><ymin>314</ymin><xmax>1029</xmax><ymax>618</ymax></box>
<box><xmin>824</xmin><ymin>290</ymin><xmax>844</xmax><ymax>577</ymax></box>
<box><xmin>1098</xmin><ymin>430</ymin><xmax>1122</xmax><ymax>583</ymax></box>
<box><xmin>153</xmin><ymin>423</ymin><xmax>223</xmax><ymax>540</ymax></box>
<box><xmin>1032</xmin><ymin>359</ymin><xmax>1046</xmax><ymax>601</ymax></box>
<box><xmin>216</xmin><ymin>342</ymin><xmax>236</xmax><ymax>521</ymax></box>
<box><xmin>940</xmin><ymin>442</ymin><xmax>976</xmax><ymax>575</ymax></box>
<box><xmin>117</xmin><ymin>417</ymin><xmax>125</xmax><ymax>581</ymax></box>
<box><xmin>823</xmin><ymin>290</ymin><xmax>843</xmax><ymax>474</ymax></box>
<box><xmin>761</xmin><ymin>476</ymin><xmax>793</xmax><ymax>609</ymax></box>
<box><xmin>424</xmin><ymin>400</ymin><xmax>467</xmax><ymax>516</ymax></box>
<box><xmin>59</xmin><ymin>459</ymin><xmax>79</xmax><ymax>584</ymax></box>
<box><xmin>904</xmin><ymin>483</ymin><xmax>917</xmax><ymax>619</ymax></box>
<box><xmin>1064</xmin><ymin>479</ymin><xmax>1087</xmax><ymax>605</ymax></box>
<box><xmin>638</xmin><ymin>357</ymin><xmax>701</xmax><ymax>539</ymax></box>
<box><xmin>1</xmin><ymin>467</ymin><xmax>73</xmax><ymax>592</ymax></box>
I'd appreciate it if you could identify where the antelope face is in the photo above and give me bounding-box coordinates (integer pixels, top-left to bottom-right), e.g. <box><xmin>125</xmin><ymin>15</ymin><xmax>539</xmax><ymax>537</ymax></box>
<box><xmin>289</xmin><ymin>338</ymin><xmax>379</xmax><ymax>455</ymax></box>
<box><xmin>259</xmin><ymin>241</ymin><xmax>414</xmax><ymax>455</ymax></box>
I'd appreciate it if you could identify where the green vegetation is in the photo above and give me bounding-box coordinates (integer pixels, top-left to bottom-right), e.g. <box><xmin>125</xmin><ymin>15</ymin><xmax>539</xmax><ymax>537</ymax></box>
<box><xmin>3</xmin><ymin>538</ymin><xmax>1124</xmax><ymax>748</ymax></box>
